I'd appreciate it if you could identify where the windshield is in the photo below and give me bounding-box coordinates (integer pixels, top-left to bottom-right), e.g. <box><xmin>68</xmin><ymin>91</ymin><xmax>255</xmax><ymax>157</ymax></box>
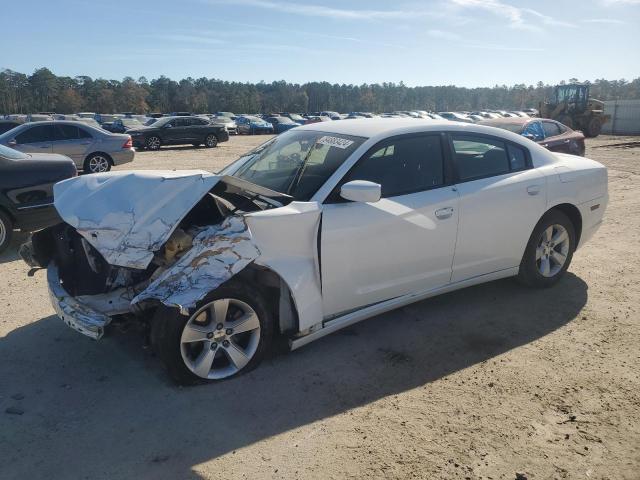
<box><xmin>0</xmin><ymin>144</ymin><xmax>29</xmax><ymax>160</ymax></box>
<box><xmin>226</xmin><ymin>130</ymin><xmax>365</xmax><ymax>201</ymax></box>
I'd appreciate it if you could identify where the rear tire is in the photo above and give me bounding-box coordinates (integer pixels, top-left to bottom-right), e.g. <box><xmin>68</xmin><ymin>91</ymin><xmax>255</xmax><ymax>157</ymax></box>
<box><xmin>0</xmin><ymin>210</ymin><xmax>13</xmax><ymax>255</ymax></box>
<box><xmin>151</xmin><ymin>281</ymin><xmax>273</xmax><ymax>385</ymax></box>
<box><xmin>517</xmin><ymin>210</ymin><xmax>576</xmax><ymax>288</ymax></box>
<box><xmin>585</xmin><ymin>118</ymin><xmax>602</xmax><ymax>138</ymax></box>
<box><xmin>83</xmin><ymin>153</ymin><xmax>112</xmax><ymax>174</ymax></box>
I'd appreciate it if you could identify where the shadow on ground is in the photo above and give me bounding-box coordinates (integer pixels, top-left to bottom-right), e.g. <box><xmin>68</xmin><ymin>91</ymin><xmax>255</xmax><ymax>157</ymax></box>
<box><xmin>0</xmin><ymin>232</ymin><xmax>28</xmax><ymax>265</ymax></box>
<box><xmin>0</xmin><ymin>273</ymin><xmax>588</xmax><ymax>479</ymax></box>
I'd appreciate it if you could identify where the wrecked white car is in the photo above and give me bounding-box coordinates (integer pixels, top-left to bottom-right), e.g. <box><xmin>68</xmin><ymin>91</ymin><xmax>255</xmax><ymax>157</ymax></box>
<box><xmin>21</xmin><ymin>119</ymin><xmax>608</xmax><ymax>384</ymax></box>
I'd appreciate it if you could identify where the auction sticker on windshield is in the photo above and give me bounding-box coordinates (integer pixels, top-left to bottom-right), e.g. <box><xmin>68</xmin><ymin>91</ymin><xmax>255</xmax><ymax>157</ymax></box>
<box><xmin>317</xmin><ymin>136</ymin><xmax>354</xmax><ymax>149</ymax></box>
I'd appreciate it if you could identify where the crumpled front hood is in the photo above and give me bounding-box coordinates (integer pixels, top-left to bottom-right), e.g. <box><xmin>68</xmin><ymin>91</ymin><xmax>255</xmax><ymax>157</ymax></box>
<box><xmin>54</xmin><ymin>170</ymin><xmax>221</xmax><ymax>269</ymax></box>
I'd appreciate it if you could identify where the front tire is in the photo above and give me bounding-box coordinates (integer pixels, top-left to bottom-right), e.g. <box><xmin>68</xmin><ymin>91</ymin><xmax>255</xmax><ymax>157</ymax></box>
<box><xmin>204</xmin><ymin>134</ymin><xmax>218</xmax><ymax>148</ymax></box>
<box><xmin>0</xmin><ymin>210</ymin><xmax>13</xmax><ymax>254</ymax></box>
<box><xmin>151</xmin><ymin>282</ymin><xmax>273</xmax><ymax>385</ymax></box>
<box><xmin>517</xmin><ymin>210</ymin><xmax>576</xmax><ymax>288</ymax></box>
<box><xmin>84</xmin><ymin>153</ymin><xmax>112</xmax><ymax>174</ymax></box>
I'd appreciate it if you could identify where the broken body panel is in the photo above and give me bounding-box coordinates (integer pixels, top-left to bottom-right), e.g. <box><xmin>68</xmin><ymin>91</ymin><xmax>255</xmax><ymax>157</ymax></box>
<box><xmin>31</xmin><ymin>171</ymin><xmax>322</xmax><ymax>339</ymax></box>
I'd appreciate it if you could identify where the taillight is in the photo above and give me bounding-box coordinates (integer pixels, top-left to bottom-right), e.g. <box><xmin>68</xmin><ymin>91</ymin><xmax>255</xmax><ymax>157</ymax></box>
<box><xmin>123</xmin><ymin>136</ymin><xmax>132</xmax><ymax>149</ymax></box>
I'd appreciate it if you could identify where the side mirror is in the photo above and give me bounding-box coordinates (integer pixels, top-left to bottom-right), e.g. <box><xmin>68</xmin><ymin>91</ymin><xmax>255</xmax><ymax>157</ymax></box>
<box><xmin>523</xmin><ymin>133</ymin><xmax>536</xmax><ymax>141</ymax></box>
<box><xmin>164</xmin><ymin>123</ymin><xmax>173</xmax><ymax>128</ymax></box>
<box><xmin>8</xmin><ymin>139</ymin><xmax>17</xmax><ymax>146</ymax></box>
<box><xmin>340</xmin><ymin>180</ymin><xmax>381</xmax><ymax>203</ymax></box>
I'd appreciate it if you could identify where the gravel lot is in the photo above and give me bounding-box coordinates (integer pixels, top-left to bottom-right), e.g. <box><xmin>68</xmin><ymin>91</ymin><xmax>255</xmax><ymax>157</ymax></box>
<box><xmin>1</xmin><ymin>134</ymin><xmax>638</xmax><ymax>480</ymax></box>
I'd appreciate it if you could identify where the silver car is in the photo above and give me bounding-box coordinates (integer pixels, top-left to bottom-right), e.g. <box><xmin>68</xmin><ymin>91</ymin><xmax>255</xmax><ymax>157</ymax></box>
<box><xmin>0</xmin><ymin>121</ymin><xmax>134</xmax><ymax>173</ymax></box>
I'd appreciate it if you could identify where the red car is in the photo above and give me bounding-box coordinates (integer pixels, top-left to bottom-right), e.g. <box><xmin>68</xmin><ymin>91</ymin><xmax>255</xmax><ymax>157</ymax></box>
<box><xmin>480</xmin><ymin>118</ymin><xmax>586</xmax><ymax>156</ymax></box>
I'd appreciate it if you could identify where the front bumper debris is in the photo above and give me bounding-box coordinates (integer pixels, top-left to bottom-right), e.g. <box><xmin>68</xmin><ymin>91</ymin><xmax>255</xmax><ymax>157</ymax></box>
<box><xmin>47</xmin><ymin>265</ymin><xmax>112</xmax><ymax>340</ymax></box>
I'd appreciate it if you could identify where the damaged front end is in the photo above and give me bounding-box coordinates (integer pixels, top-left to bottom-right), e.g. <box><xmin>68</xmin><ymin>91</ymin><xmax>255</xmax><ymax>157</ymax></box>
<box><xmin>21</xmin><ymin>171</ymin><xmax>290</xmax><ymax>340</ymax></box>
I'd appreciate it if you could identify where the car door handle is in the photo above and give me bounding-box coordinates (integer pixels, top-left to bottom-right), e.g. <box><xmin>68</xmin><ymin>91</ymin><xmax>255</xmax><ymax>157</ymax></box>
<box><xmin>563</xmin><ymin>139</ymin><xmax>570</xmax><ymax>144</ymax></box>
<box><xmin>527</xmin><ymin>185</ymin><xmax>541</xmax><ymax>196</ymax></box>
<box><xmin>435</xmin><ymin>207</ymin><xmax>454</xmax><ymax>219</ymax></box>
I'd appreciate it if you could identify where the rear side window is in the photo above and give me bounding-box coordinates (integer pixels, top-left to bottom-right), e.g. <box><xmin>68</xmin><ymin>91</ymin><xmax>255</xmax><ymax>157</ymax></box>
<box><xmin>78</xmin><ymin>127</ymin><xmax>93</xmax><ymax>139</ymax></box>
<box><xmin>507</xmin><ymin>144</ymin><xmax>527</xmax><ymax>171</ymax></box>
<box><xmin>345</xmin><ymin>135</ymin><xmax>444</xmax><ymax>198</ymax></box>
<box><xmin>53</xmin><ymin>124</ymin><xmax>80</xmax><ymax>140</ymax></box>
<box><xmin>15</xmin><ymin>125</ymin><xmax>55</xmax><ymax>144</ymax></box>
<box><xmin>451</xmin><ymin>135</ymin><xmax>510</xmax><ymax>181</ymax></box>
<box><xmin>542</xmin><ymin>121</ymin><xmax>561</xmax><ymax>138</ymax></box>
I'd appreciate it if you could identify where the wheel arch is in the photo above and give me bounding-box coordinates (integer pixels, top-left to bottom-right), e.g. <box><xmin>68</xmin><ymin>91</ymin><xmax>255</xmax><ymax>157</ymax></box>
<box><xmin>235</xmin><ymin>263</ymin><xmax>300</xmax><ymax>337</ymax></box>
<box><xmin>546</xmin><ymin>202</ymin><xmax>582</xmax><ymax>246</ymax></box>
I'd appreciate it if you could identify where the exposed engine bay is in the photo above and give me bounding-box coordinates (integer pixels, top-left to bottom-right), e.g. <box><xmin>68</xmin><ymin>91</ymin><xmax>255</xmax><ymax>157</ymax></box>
<box><xmin>20</xmin><ymin>172</ymin><xmax>299</xmax><ymax>337</ymax></box>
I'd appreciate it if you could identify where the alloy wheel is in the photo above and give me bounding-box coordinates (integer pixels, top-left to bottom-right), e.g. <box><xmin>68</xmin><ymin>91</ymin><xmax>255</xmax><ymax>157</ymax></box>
<box><xmin>147</xmin><ymin>136</ymin><xmax>161</xmax><ymax>150</ymax></box>
<box><xmin>536</xmin><ymin>224</ymin><xmax>570</xmax><ymax>277</ymax></box>
<box><xmin>88</xmin><ymin>155</ymin><xmax>110</xmax><ymax>173</ymax></box>
<box><xmin>0</xmin><ymin>218</ymin><xmax>6</xmax><ymax>247</ymax></box>
<box><xmin>180</xmin><ymin>298</ymin><xmax>261</xmax><ymax>380</ymax></box>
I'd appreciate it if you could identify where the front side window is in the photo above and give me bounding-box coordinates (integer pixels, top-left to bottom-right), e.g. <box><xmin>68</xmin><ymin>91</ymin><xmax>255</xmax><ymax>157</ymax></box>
<box><xmin>15</xmin><ymin>125</ymin><xmax>54</xmax><ymax>144</ymax></box>
<box><xmin>452</xmin><ymin>135</ymin><xmax>510</xmax><ymax>181</ymax></box>
<box><xmin>344</xmin><ymin>135</ymin><xmax>445</xmax><ymax>198</ymax></box>
<box><xmin>228</xmin><ymin>130</ymin><xmax>365</xmax><ymax>201</ymax></box>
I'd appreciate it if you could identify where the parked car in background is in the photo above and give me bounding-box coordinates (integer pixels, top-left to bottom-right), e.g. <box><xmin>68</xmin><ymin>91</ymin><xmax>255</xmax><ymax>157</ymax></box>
<box><xmin>236</xmin><ymin>115</ymin><xmax>274</xmax><ymax>134</ymax></box>
<box><xmin>76</xmin><ymin>112</ymin><xmax>96</xmax><ymax>119</ymax></box>
<box><xmin>128</xmin><ymin>116</ymin><xmax>229</xmax><ymax>150</ymax></box>
<box><xmin>216</xmin><ymin>112</ymin><xmax>236</xmax><ymax>119</ymax></box>
<box><xmin>281</xmin><ymin>113</ymin><xmax>306</xmax><ymax>125</ymax></box>
<box><xmin>0</xmin><ymin>144</ymin><xmax>76</xmax><ymax>253</ymax></box>
<box><xmin>24</xmin><ymin>118</ymin><xmax>608</xmax><ymax>383</ymax></box>
<box><xmin>319</xmin><ymin>111</ymin><xmax>341</xmax><ymax>120</ymax></box>
<box><xmin>479</xmin><ymin>117</ymin><xmax>586</xmax><ymax>156</ymax></box>
<box><xmin>95</xmin><ymin>114</ymin><xmax>121</xmax><ymax>125</ymax></box>
<box><xmin>103</xmin><ymin>118</ymin><xmax>144</xmax><ymax>133</ymax></box>
<box><xmin>76</xmin><ymin>118</ymin><xmax>103</xmax><ymax>129</ymax></box>
<box><xmin>304</xmin><ymin>115</ymin><xmax>331</xmax><ymax>124</ymax></box>
<box><xmin>438</xmin><ymin>112</ymin><xmax>474</xmax><ymax>123</ymax></box>
<box><xmin>209</xmin><ymin>116</ymin><xmax>237</xmax><ymax>135</ymax></box>
<box><xmin>265</xmin><ymin>116</ymin><xmax>299</xmax><ymax>133</ymax></box>
<box><xmin>0</xmin><ymin>120</ymin><xmax>23</xmax><ymax>135</ymax></box>
<box><xmin>26</xmin><ymin>114</ymin><xmax>54</xmax><ymax>122</ymax></box>
<box><xmin>0</xmin><ymin>121</ymin><xmax>134</xmax><ymax>173</ymax></box>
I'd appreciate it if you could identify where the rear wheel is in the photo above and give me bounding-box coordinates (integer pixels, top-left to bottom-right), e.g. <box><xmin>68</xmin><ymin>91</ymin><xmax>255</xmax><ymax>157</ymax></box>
<box><xmin>585</xmin><ymin>118</ymin><xmax>602</xmax><ymax>138</ymax></box>
<box><xmin>84</xmin><ymin>153</ymin><xmax>111</xmax><ymax>174</ymax></box>
<box><xmin>517</xmin><ymin>210</ymin><xmax>576</xmax><ymax>288</ymax></box>
<box><xmin>151</xmin><ymin>282</ymin><xmax>273</xmax><ymax>385</ymax></box>
<box><xmin>0</xmin><ymin>210</ymin><xmax>13</xmax><ymax>254</ymax></box>
<box><xmin>204</xmin><ymin>134</ymin><xmax>218</xmax><ymax>148</ymax></box>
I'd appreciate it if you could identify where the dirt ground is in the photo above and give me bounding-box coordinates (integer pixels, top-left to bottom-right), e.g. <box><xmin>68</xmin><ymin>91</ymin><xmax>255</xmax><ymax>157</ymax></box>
<box><xmin>1</xmin><ymin>134</ymin><xmax>639</xmax><ymax>480</ymax></box>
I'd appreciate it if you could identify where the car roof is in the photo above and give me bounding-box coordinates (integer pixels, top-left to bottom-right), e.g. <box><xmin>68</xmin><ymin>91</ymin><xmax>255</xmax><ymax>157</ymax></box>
<box><xmin>292</xmin><ymin>118</ymin><xmax>549</xmax><ymax>148</ymax></box>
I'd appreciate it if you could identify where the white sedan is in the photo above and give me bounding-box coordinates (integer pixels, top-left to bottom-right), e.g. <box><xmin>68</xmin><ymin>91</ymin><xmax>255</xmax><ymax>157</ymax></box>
<box><xmin>21</xmin><ymin>119</ymin><xmax>608</xmax><ymax>384</ymax></box>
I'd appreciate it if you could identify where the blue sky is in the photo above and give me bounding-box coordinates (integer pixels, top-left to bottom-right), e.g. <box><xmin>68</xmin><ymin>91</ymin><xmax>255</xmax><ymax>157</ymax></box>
<box><xmin>4</xmin><ymin>0</ymin><xmax>639</xmax><ymax>87</ymax></box>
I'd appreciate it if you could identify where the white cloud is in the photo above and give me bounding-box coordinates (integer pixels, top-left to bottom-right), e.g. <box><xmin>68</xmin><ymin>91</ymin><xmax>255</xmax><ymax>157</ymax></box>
<box><xmin>450</xmin><ymin>0</ymin><xmax>575</xmax><ymax>30</ymax></box>
<box><xmin>204</xmin><ymin>0</ymin><xmax>432</xmax><ymax>20</ymax></box>
<box><xmin>581</xmin><ymin>18</ymin><xmax>626</xmax><ymax>24</ymax></box>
